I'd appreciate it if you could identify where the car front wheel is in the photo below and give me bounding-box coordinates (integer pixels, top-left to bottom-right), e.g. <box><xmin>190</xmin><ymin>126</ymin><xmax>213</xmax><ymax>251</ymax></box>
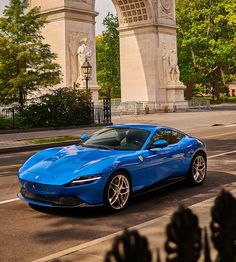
<box><xmin>188</xmin><ymin>153</ymin><xmax>207</xmax><ymax>185</ymax></box>
<box><xmin>104</xmin><ymin>172</ymin><xmax>131</xmax><ymax>211</ymax></box>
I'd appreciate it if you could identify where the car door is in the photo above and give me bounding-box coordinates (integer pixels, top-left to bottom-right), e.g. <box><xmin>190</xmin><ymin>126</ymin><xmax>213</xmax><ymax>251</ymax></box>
<box><xmin>139</xmin><ymin>129</ymin><xmax>186</xmax><ymax>186</ymax></box>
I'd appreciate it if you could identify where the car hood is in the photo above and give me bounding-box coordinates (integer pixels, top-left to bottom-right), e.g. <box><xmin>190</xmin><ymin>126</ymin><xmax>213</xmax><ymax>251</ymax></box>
<box><xmin>19</xmin><ymin>145</ymin><xmax>129</xmax><ymax>185</ymax></box>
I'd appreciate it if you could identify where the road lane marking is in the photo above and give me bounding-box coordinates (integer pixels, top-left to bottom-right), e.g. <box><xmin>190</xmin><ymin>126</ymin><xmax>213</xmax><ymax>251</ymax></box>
<box><xmin>208</xmin><ymin>150</ymin><xmax>236</xmax><ymax>159</ymax></box>
<box><xmin>201</xmin><ymin>131</ymin><xmax>236</xmax><ymax>139</ymax></box>
<box><xmin>0</xmin><ymin>150</ymin><xmax>236</xmax><ymax>206</ymax></box>
<box><xmin>0</xmin><ymin>198</ymin><xmax>19</xmax><ymax>205</ymax></box>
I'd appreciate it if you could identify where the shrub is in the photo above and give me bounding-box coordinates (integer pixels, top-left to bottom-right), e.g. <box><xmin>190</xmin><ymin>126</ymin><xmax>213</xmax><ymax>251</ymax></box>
<box><xmin>18</xmin><ymin>88</ymin><xmax>93</xmax><ymax>128</ymax></box>
<box><xmin>0</xmin><ymin>117</ymin><xmax>13</xmax><ymax>130</ymax></box>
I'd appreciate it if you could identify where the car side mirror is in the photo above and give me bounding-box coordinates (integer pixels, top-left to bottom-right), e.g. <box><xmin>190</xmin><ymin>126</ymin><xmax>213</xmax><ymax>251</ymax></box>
<box><xmin>80</xmin><ymin>134</ymin><xmax>89</xmax><ymax>142</ymax></box>
<box><xmin>150</xmin><ymin>139</ymin><xmax>168</xmax><ymax>149</ymax></box>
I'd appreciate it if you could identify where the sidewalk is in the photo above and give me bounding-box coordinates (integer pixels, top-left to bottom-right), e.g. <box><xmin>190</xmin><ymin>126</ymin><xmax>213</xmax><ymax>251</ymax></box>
<box><xmin>0</xmin><ymin>108</ymin><xmax>235</xmax><ymax>152</ymax></box>
<box><xmin>0</xmin><ymin>126</ymin><xmax>102</xmax><ymax>151</ymax></box>
<box><xmin>33</xmin><ymin>185</ymin><xmax>236</xmax><ymax>262</ymax></box>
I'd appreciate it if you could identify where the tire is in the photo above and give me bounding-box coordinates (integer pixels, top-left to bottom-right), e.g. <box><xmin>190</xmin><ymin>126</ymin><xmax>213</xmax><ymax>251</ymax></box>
<box><xmin>104</xmin><ymin>171</ymin><xmax>131</xmax><ymax>211</ymax></box>
<box><xmin>188</xmin><ymin>153</ymin><xmax>207</xmax><ymax>185</ymax></box>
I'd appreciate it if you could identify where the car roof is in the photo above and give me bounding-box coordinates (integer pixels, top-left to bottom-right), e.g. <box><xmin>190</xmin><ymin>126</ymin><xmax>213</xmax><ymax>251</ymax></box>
<box><xmin>108</xmin><ymin>124</ymin><xmax>188</xmax><ymax>137</ymax></box>
<box><xmin>108</xmin><ymin>124</ymin><xmax>163</xmax><ymax>131</ymax></box>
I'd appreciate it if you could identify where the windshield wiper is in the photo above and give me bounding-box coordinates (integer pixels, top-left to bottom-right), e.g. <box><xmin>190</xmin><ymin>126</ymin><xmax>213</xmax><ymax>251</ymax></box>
<box><xmin>96</xmin><ymin>145</ymin><xmax>113</xmax><ymax>150</ymax></box>
<box><xmin>81</xmin><ymin>144</ymin><xmax>113</xmax><ymax>150</ymax></box>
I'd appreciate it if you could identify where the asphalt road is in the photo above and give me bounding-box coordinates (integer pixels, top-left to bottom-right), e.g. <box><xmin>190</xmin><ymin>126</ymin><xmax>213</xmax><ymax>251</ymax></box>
<box><xmin>0</xmin><ymin>125</ymin><xmax>236</xmax><ymax>262</ymax></box>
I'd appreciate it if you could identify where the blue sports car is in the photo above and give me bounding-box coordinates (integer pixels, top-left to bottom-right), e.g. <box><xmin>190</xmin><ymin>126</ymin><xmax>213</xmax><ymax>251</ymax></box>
<box><xmin>18</xmin><ymin>124</ymin><xmax>207</xmax><ymax>211</ymax></box>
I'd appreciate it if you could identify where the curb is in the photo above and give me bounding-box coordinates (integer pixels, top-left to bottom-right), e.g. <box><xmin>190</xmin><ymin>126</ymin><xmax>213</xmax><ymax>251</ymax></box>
<box><xmin>0</xmin><ymin>124</ymin><xmax>106</xmax><ymax>135</ymax></box>
<box><xmin>0</xmin><ymin>140</ymin><xmax>80</xmax><ymax>154</ymax></box>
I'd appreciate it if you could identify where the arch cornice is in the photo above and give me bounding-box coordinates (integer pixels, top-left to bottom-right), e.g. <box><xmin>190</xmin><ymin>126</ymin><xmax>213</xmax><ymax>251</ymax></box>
<box><xmin>111</xmin><ymin>0</ymin><xmax>176</xmax><ymax>31</ymax></box>
<box><xmin>112</xmin><ymin>0</ymin><xmax>156</xmax><ymax>29</ymax></box>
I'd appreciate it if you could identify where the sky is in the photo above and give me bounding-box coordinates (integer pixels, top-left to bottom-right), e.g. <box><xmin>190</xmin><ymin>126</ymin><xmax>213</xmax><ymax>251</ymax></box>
<box><xmin>0</xmin><ymin>0</ymin><xmax>115</xmax><ymax>34</ymax></box>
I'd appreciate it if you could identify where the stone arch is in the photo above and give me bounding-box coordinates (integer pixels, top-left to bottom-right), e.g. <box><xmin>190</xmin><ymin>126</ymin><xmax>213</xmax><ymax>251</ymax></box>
<box><xmin>29</xmin><ymin>0</ymin><xmax>187</xmax><ymax>110</ymax></box>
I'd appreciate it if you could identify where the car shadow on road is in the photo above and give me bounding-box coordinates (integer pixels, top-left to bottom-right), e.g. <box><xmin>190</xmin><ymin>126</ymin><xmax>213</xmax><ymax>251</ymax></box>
<box><xmin>31</xmin><ymin>169</ymin><xmax>236</xmax><ymax>219</ymax></box>
<box><xmin>27</xmin><ymin>170</ymin><xmax>236</xmax><ymax>245</ymax></box>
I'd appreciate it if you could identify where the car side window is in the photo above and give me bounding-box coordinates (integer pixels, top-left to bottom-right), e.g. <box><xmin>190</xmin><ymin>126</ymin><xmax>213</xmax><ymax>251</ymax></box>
<box><xmin>171</xmin><ymin>130</ymin><xmax>185</xmax><ymax>144</ymax></box>
<box><xmin>150</xmin><ymin>129</ymin><xmax>184</xmax><ymax>146</ymax></box>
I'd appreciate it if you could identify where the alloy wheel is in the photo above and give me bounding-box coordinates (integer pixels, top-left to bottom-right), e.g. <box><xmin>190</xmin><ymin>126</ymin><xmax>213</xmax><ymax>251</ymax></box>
<box><xmin>107</xmin><ymin>174</ymin><xmax>130</xmax><ymax>210</ymax></box>
<box><xmin>192</xmin><ymin>155</ymin><xmax>206</xmax><ymax>183</ymax></box>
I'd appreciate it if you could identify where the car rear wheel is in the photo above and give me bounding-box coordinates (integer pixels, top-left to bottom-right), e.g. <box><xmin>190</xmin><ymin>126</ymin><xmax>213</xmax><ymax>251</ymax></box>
<box><xmin>104</xmin><ymin>172</ymin><xmax>131</xmax><ymax>211</ymax></box>
<box><xmin>188</xmin><ymin>153</ymin><xmax>207</xmax><ymax>185</ymax></box>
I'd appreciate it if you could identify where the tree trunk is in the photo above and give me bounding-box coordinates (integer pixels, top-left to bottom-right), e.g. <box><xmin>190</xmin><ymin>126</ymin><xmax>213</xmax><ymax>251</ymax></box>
<box><xmin>19</xmin><ymin>88</ymin><xmax>24</xmax><ymax>109</ymax></box>
<box><xmin>185</xmin><ymin>82</ymin><xmax>193</xmax><ymax>100</ymax></box>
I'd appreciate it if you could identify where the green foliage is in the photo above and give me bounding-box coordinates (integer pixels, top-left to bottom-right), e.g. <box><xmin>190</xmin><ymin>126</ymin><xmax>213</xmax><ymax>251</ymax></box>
<box><xmin>0</xmin><ymin>116</ymin><xmax>14</xmax><ymax>130</ymax></box>
<box><xmin>96</xmin><ymin>13</ymin><xmax>120</xmax><ymax>98</ymax></box>
<box><xmin>192</xmin><ymin>84</ymin><xmax>206</xmax><ymax>97</ymax></box>
<box><xmin>176</xmin><ymin>0</ymin><xmax>236</xmax><ymax>100</ymax></box>
<box><xmin>27</xmin><ymin>136</ymin><xmax>81</xmax><ymax>144</ymax></box>
<box><xmin>0</xmin><ymin>88</ymin><xmax>92</xmax><ymax>129</ymax></box>
<box><xmin>0</xmin><ymin>0</ymin><xmax>62</xmax><ymax>108</ymax></box>
<box><xmin>18</xmin><ymin>88</ymin><xmax>92</xmax><ymax>128</ymax></box>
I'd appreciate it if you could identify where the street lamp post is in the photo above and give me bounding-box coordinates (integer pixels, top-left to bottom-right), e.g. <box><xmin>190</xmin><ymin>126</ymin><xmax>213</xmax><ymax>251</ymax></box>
<box><xmin>81</xmin><ymin>58</ymin><xmax>92</xmax><ymax>89</ymax></box>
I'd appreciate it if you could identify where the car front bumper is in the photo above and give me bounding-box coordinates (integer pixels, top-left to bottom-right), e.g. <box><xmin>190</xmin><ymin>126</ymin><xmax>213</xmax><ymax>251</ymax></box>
<box><xmin>18</xmin><ymin>188</ymin><xmax>97</xmax><ymax>208</ymax></box>
<box><xmin>18</xmin><ymin>178</ymin><xmax>105</xmax><ymax>208</ymax></box>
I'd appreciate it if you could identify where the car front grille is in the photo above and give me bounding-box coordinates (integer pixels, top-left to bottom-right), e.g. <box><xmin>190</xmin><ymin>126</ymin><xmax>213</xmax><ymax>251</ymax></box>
<box><xmin>20</xmin><ymin>188</ymin><xmax>84</xmax><ymax>207</ymax></box>
<box><xmin>19</xmin><ymin>179</ymin><xmax>62</xmax><ymax>195</ymax></box>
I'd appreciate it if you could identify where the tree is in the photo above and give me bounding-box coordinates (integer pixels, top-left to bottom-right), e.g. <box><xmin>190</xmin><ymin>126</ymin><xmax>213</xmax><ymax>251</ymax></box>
<box><xmin>176</xmin><ymin>0</ymin><xmax>236</xmax><ymax>99</ymax></box>
<box><xmin>96</xmin><ymin>13</ymin><xmax>120</xmax><ymax>98</ymax></box>
<box><xmin>0</xmin><ymin>0</ymin><xmax>62</xmax><ymax>108</ymax></box>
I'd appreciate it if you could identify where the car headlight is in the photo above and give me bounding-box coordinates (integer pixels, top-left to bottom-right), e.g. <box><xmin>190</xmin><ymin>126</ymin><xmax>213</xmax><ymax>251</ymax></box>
<box><xmin>64</xmin><ymin>174</ymin><xmax>102</xmax><ymax>187</ymax></box>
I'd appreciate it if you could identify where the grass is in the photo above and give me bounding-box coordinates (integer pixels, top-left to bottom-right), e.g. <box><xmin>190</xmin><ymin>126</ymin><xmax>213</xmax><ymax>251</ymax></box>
<box><xmin>221</xmin><ymin>96</ymin><xmax>236</xmax><ymax>103</ymax></box>
<box><xmin>192</xmin><ymin>96</ymin><xmax>236</xmax><ymax>104</ymax></box>
<box><xmin>26</xmin><ymin>136</ymin><xmax>81</xmax><ymax>144</ymax></box>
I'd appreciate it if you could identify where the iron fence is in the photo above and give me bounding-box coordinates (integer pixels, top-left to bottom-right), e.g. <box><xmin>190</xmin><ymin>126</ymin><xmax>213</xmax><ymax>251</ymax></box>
<box><xmin>94</xmin><ymin>106</ymin><xmax>104</xmax><ymax>124</ymax></box>
<box><xmin>188</xmin><ymin>99</ymin><xmax>211</xmax><ymax>110</ymax></box>
<box><xmin>0</xmin><ymin>107</ymin><xmax>17</xmax><ymax>129</ymax></box>
<box><xmin>103</xmin><ymin>97</ymin><xmax>112</xmax><ymax>125</ymax></box>
<box><xmin>0</xmin><ymin>98</ymin><xmax>112</xmax><ymax>130</ymax></box>
<box><xmin>93</xmin><ymin>98</ymin><xmax>112</xmax><ymax>125</ymax></box>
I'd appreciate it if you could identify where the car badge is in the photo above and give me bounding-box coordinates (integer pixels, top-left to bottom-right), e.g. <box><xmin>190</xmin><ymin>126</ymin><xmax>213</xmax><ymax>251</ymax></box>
<box><xmin>139</xmin><ymin>156</ymin><xmax>144</xmax><ymax>162</ymax></box>
<box><xmin>35</xmin><ymin>176</ymin><xmax>40</xmax><ymax>179</ymax></box>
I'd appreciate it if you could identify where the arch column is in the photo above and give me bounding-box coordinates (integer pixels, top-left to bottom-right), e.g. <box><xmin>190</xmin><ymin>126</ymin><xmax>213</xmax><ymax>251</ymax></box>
<box><xmin>113</xmin><ymin>0</ymin><xmax>187</xmax><ymax>110</ymax></box>
<box><xmin>29</xmin><ymin>0</ymin><xmax>99</xmax><ymax>104</ymax></box>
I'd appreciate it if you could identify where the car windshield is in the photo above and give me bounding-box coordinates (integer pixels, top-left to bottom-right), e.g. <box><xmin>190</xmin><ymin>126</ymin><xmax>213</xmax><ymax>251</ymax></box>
<box><xmin>82</xmin><ymin>128</ymin><xmax>150</xmax><ymax>151</ymax></box>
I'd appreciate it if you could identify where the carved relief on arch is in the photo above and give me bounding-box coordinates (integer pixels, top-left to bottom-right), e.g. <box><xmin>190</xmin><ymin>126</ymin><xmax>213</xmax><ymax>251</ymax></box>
<box><xmin>160</xmin><ymin>0</ymin><xmax>174</xmax><ymax>20</ymax></box>
<box><xmin>113</xmin><ymin>0</ymin><xmax>153</xmax><ymax>26</ymax></box>
<box><xmin>67</xmin><ymin>0</ymin><xmax>90</xmax><ymax>6</ymax></box>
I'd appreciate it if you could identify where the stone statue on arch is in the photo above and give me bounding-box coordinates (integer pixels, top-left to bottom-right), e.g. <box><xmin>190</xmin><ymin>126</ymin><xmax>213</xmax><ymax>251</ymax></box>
<box><xmin>69</xmin><ymin>33</ymin><xmax>92</xmax><ymax>86</ymax></box>
<box><xmin>162</xmin><ymin>42</ymin><xmax>181</xmax><ymax>85</ymax></box>
<box><xmin>168</xmin><ymin>49</ymin><xmax>180</xmax><ymax>84</ymax></box>
<box><xmin>77</xmin><ymin>38</ymin><xmax>92</xmax><ymax>83</ymax></box>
